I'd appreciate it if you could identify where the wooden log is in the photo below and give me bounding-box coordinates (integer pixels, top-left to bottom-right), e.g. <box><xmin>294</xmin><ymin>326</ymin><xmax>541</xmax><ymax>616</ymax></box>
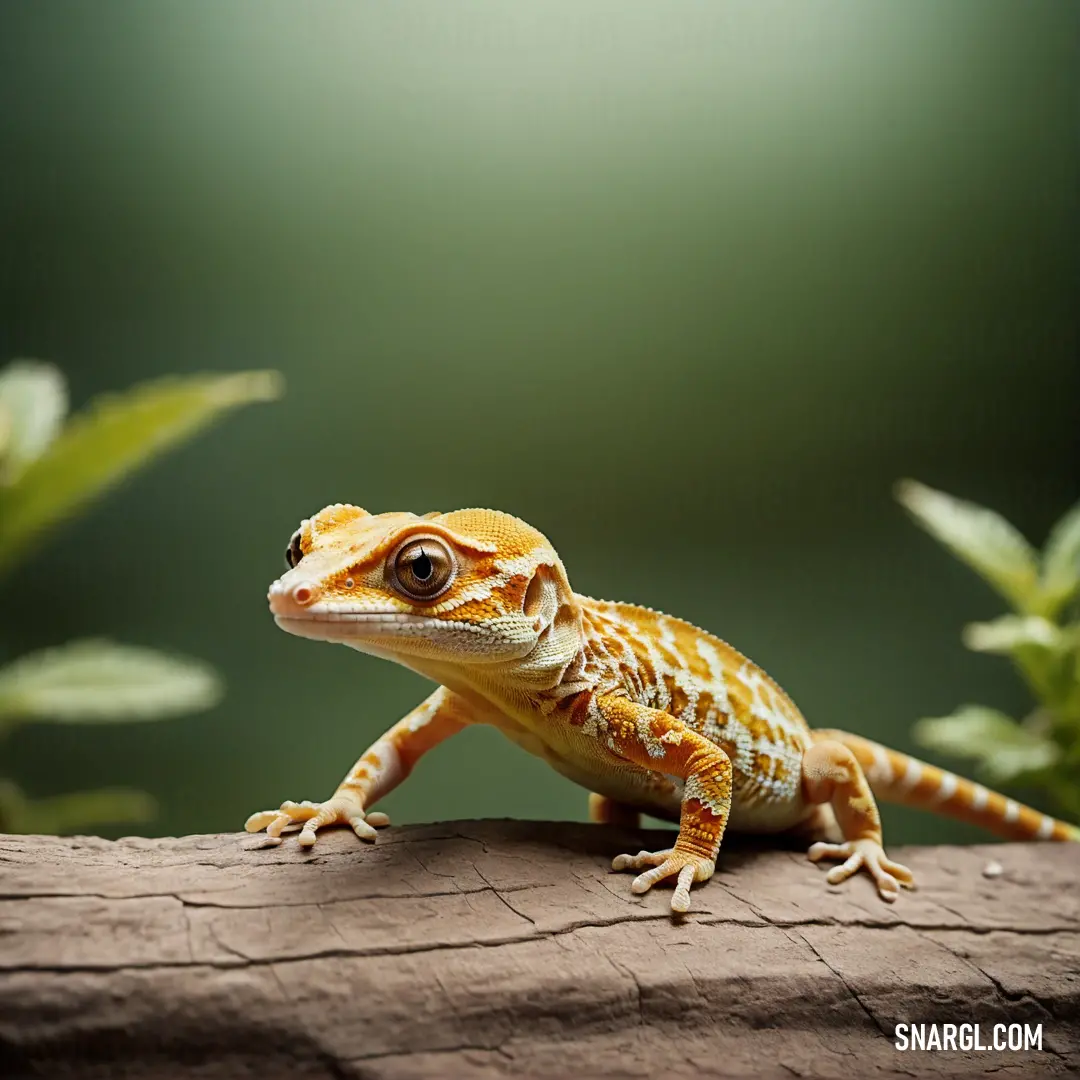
<box><xmin>1</xmin><ymin>821</ymin><xmax>1077</xmax><ymax>1078</ymax></box>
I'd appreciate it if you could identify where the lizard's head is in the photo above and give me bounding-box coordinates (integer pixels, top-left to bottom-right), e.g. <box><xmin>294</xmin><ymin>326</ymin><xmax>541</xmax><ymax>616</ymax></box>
<box><xmin>267</xmin><ymin>505</ymin><xmax>582</xmax><ymax>687</ymax></box>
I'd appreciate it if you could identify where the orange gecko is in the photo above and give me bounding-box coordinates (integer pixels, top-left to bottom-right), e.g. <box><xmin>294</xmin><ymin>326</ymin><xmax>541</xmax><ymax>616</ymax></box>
<box><xmin>247</xmin><ymin>505</ymin><xmax>1078</xmax><ymax>913</ymax></box>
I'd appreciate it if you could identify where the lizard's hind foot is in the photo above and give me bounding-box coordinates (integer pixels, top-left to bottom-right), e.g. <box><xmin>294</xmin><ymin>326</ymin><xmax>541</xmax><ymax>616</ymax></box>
<box><xmin>611</xmin><ymin>847</ymin><xmax>716</xmax><ymax>913</ymax></box>
<box><xmin>807</xmin><ymin>838</ymin><xmax>915</xmax><ymax>901</ymax></box>
<box><xmin>244</xmin><ymin>796</ymin><xmax>390</xmax><ymax>847</ymax></box>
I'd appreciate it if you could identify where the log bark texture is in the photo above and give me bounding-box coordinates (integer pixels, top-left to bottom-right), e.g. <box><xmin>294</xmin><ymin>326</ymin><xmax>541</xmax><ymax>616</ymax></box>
<box><xmin>1</xmin><ymin>821</ymin><xmax>1077</xmax><ymax>1079</ymax></box>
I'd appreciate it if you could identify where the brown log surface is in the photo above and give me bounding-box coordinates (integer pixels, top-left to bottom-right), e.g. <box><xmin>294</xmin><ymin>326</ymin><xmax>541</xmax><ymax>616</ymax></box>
<box><xmin>1</xmin><ymin>821</ymin><xmax>1077</xmax><ymax>1078</ymax></box>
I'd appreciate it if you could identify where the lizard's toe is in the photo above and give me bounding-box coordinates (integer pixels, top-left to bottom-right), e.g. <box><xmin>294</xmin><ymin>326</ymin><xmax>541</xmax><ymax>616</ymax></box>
<box><xmin>808</xmin><ymin>838</ymin><xmax>915</xmax><ymax>901</ymax></box>
<box><xmin>244</xmin><ymin>796</ymin><xmax>389</xmax><ymax>847</ymax></box>
<box><xmin>611</xmin><ymin>847</ymin><xmax>674</xmax><ymax>873</ymax></box>
<box><xmin>613</xmin><ymin>847</ymin><xmax>715</xmax><ymax>912</ymax></box>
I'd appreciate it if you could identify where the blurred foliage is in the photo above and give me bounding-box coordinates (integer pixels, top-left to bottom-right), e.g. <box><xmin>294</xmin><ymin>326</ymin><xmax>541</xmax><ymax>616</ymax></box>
<box><xmin>899</xmin><ymin>480</ymin><xmax>1080</xmax><ymax>820</ymax></box>
<box><xmin>0</xmin><ymin>360</ymin><xmax>280</xmax><ymax>833</ymax></box>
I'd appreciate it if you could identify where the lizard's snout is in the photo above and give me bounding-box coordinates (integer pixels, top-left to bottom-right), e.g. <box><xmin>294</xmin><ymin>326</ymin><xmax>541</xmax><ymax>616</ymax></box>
<box><xmin>267</xmin><ymin>578</ymin><xmax>321</xmax><ymax>617</ymax></box>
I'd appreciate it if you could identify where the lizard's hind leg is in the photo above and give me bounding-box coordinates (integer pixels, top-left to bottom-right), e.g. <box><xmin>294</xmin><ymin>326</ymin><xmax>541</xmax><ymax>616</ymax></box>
<box><xmin>800</xmin><ymin>739</ymin><xmax>915</xmax><ymax>901</ymax></box>
<box><xmin>786</xmin><ymin>803</ymin><xmax>843</xmax><ymax>846</ymax></box>
<box><xmin>588</xmin><ymin>793</ymin><xmax>642</xmax><ymax>829</ymax></box>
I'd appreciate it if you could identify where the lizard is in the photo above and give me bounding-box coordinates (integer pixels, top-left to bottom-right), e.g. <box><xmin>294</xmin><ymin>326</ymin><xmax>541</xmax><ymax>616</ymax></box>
<box><xmin>245</xmin><ymin>503</ymin><xmax>1080</xmax><ymax>913</ymax></box>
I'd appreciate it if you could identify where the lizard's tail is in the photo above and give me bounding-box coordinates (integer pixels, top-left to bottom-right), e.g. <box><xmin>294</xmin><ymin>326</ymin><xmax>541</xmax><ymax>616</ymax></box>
<box><xmin>813</xmin><ymin>729</ymin><xmax>1080</xmax><ymax>842</ymax></box>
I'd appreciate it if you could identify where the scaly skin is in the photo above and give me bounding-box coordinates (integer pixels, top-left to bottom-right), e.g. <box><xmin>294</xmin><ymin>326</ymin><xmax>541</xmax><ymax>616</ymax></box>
<box><xmin>246</xmin><ymin>505</ymin><xmax>1079</xmax><ymax>913</ymax></box>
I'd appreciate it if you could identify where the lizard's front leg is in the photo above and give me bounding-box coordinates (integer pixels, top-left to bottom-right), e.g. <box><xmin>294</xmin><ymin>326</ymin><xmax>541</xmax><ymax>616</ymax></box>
<box><xmin>596</xmin><ymin>694</ymin><xmax>732</xmax><ymax>913</ymax></box>
<box><xmin>245</xmin><ymin>686</ymin><xmax>472</xmax><ymax>847</ymax></box>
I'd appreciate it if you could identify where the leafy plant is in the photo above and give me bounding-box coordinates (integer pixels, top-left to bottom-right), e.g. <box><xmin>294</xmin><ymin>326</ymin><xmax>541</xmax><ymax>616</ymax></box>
<box><xmin>897</xmin><ymin>479</ymin><xmax>1080</xmax><ymax>821</ymax></box>
<box><xmin>0</xmin><ymin>359</ymin><xmax>281</xmax><ymax>834</ymax></box>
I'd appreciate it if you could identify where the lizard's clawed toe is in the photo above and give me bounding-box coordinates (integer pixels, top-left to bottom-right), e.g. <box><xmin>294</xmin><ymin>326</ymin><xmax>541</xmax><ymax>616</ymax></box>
<box><xmin>244</xmin><ymin>796</ymin><xmax>389</xmax><ymax>847</ymax></box>
<box><xmin>612</xmin><ymin>847</ymin><xmax>715</xmax><ymax>912</ymax></box>
<box><xmin>611</xmin><ymin>848</ymin><xmax>673</xmax><ymax>873</ymax></box>
<box><xmin>808</xmin><ymin>838</ymin><xmax>915</xmax><ymax>901</ymax></box>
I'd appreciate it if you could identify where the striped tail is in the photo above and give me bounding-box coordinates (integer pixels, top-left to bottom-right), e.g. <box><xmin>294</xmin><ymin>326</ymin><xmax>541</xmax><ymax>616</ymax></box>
<box><xmin>814</xmin><ymin>729</ymin><xmax>1080</xmax><ymax>842</ymax></box>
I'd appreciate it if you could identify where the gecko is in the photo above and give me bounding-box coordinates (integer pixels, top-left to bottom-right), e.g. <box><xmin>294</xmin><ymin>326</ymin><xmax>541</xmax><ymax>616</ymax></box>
<box><xmin>246</xmin><ymin>504</ymin><xmax>1079</xmax><ymax>913</ymax></box>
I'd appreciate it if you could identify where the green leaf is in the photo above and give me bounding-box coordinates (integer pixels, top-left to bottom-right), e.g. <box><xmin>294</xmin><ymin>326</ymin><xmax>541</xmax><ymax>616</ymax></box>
<box><xmin>914</xmin><ymin>705</ymin><xmax>1060</xmax><ymax>784</ymax></box>
<box><xmin>0</xmin><ymin>780</ymin><xmax>156</xmax><ymax>834</ymax></box>
<box><xmin>0</xmin><ymin>400</ymin><xmax>11</xmax><ymax>464</ymax></box>
<box><xmin>0</xmin><ymin>369</ymin><xmax>282</xmax><ymax>574</ymax></box>
<box><xmin>0</xmin><ymin>359</ymin><xmax>68</xmax><ymax>484</ymax></box>
<box><xmin>895</xmin><ymin>479</ymin><xmax>1041</xmax><ymax>612</ymax></box>
<box><xmin>0</xmin><ymin>640</ymin><xmax>222</xmax><ymax>728</ymax></box>
<box><xmin>963</xmin><ymin>616</ymin><xmax>1080</xmax><ymax>714</ymax></box>
<box><xmin>963</xmin><ymin>614</ymin><xmax>1070</xmax><ymax>655</ymax></box>
<box><xmin>1042</xmin><ymin>500</ymin><xmax>1080</xmax><ymax>609</ymax></box>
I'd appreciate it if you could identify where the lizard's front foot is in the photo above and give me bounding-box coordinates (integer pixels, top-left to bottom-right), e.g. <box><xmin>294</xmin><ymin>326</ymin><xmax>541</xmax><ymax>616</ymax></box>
<box><xmin>611</xmin><ymin>847</ymin><xmax>715</xmax><ymax>913</ymax></box>
<box><xmin>244</xmin><ymin>795</ymin><xmax>390</xmax><ymax>848</ymax></box>
<box><xmin>807</xmin><ymin>838</ymin><xmax>915</xmax><ymax>901</ymax></box>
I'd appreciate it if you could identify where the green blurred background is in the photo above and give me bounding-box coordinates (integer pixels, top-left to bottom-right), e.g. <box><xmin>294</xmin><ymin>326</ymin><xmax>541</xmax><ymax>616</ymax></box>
<box><xmin>0</xmin><ymin>2</ymin><xmax>1075</xmax><ymax>844</ymax></box>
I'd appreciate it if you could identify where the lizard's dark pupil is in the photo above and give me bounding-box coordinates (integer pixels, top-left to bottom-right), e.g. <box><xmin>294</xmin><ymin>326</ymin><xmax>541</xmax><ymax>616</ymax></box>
<box><xmin>392</xmin><ymin>538</ymin><xmax>454</xmax><ymax>599</ymax></box>
<box><xmin>286</xmin><ymin>531</ymin><xmax>304</xmax><ymax>569</ymax></box>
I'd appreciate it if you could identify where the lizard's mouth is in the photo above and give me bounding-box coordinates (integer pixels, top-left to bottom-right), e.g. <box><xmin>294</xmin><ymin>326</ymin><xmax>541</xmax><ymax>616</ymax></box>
<box><xmin>277</xmin><ymin>610</ymin><xmax>431</xmax><ymax>624</ymax></box>
<box><xmin>273</xmin><ymin>611</ymin><xmax>475</xmax><ymax>646</ymax></box>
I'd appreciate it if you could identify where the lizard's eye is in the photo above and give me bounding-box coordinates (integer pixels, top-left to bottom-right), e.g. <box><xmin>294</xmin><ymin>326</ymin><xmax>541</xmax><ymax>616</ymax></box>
<box><xmin>285</xmin><ymin>529</ymin><xmax>304</xmax><ymax>569</ymax></box>
<box><xmin>391</xmin><ymin>537</ymin><xmax>455</xmax><ymax>601</ymax></box>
